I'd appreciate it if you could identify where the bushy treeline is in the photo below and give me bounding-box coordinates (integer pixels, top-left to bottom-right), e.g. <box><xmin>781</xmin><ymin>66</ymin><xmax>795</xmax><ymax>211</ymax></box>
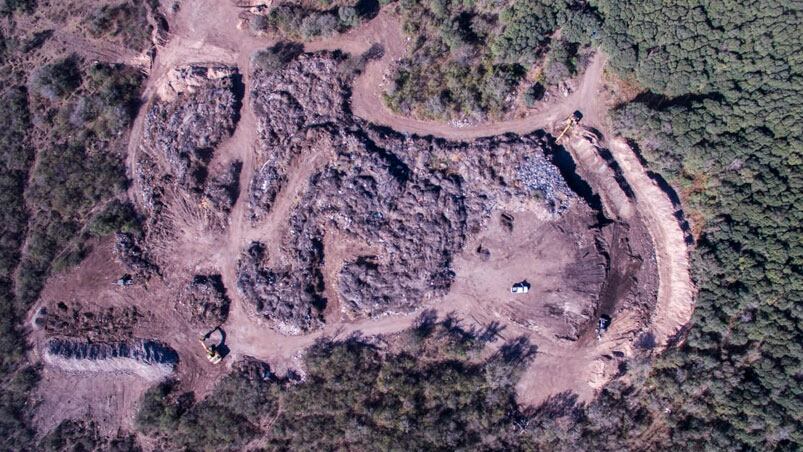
<box><xmin>0</xmin><ymin>87</ymin><xmax>40</xmax><ymax>449</ymax></box>
<box><xmin>15</xmin><ymin>57</ymin><xmax>144</xmax><ymax>312</ymax></box>
<box><xmin>133</xmin><ymin>313</ymin><xmax>679</xmax><ymax>450</ymax></box>
<box><xmin>136</xmin><ymin>316</ymin><xmax>541</xmax><ymax>450</ymax></box>
<box><xmin>0</xmin><ymin>3</ymin><xmax>148</xmax><ymax>447</ymax></box>
<box><xmin>251</xmin><ymin>0</ymin><xmax>378</xmax><ymax>40</ymax></box>
<box><xmin>593</xmin><ymin>0</ymin><xmax>802</xmax><ymax>448</ymax></box>
<box><xmin>385</xmin><ymin>0</ymin><xmax>594</xmax><ymax>120</ymax></box>
<box><xmin>38</xmin><ymin>419</ymin><xmax>140</xmax><ymax>452</ymax></box>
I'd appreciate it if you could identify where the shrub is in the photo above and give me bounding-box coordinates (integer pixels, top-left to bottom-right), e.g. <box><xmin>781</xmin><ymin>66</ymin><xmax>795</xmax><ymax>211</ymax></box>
<box><xmin>30</xmin><ymin>57</ymin><xmax>82</xmax><ymax>100</ymax></box>
<box><xmin>85</xmin><ymin>2</ymin><xmax>152</xmax><ymax>51</ymax></box>
<box><xmin>89</xmin><ymin>200</ymin><xmax>140</xmax><ymax>236</ymax></box>
<box><xmin>252</xmin><ymin>42</ymin><xmax>304</xmax><ymax>72</ymax></box>
<box><xmin>543</xmin><ymin>40</ymin><xmax>577</xmax><ymax>86</ymax></box>
<box><xmin>249</xmin><ymin>14</ymin><xmax>269</xmax><ymax>33</ymax></box>
<box><xmin>299</xmin><ymin>12</ymin><xmax>339</xmax><ymax>39</ymax></box>
<box><xmin>135</xmin><ymin>381</ymin><xmax>188</xmax><ymax>434</ymax></box>
<box><xmin>522</xmin><ymin>82</ymin><xmax>544</xmax><ymax>107</ymax></box>
<box><xmin>338</xmin><ymin>5</ymin><xmax>359</xmax><ymax>28</ymax></box>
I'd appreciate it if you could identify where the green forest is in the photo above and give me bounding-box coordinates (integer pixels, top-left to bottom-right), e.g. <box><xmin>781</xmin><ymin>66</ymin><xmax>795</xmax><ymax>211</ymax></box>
<box><xmin>0</xmin><ymin>2</ymin><xmax>148</xmax><ymax>448</ymax></box>
<box><xmin>1</xmin><ymin>0</ymin><xmax>801</xmax><ymax>450</ymax></box>
<box><xmin>598</xmin><ymin>0</ymin><xmax>802</xmax><ymax>447</ymax></box>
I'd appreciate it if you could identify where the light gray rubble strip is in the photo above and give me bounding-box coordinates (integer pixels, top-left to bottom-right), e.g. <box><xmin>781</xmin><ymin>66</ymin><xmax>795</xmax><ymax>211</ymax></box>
<box><xmin>43</xmin><ymin>338</ymin><xmax>178</xmax><ymax>381</ymax></box>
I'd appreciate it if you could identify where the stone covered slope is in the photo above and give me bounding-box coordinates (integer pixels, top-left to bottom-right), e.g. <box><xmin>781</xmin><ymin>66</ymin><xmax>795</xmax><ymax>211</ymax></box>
<box><xmin>238</xmin><ymin>52</ymin><xmax>576</xmax><ymax>334</ymax></box>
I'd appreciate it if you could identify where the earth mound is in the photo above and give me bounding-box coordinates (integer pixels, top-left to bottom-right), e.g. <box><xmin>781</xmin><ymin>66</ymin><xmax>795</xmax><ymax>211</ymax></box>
<box><xmin>43</xmin><ymin>338</ymin><xmax>178</xmax><ymax>380</ymax></box>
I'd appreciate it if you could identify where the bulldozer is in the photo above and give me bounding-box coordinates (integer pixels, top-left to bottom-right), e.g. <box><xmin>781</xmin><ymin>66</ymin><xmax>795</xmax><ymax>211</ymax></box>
<box><xmin>555</xmin><ymin>111</ymin><xmax>583</xmax><ymax>143</ymax></box>
<box><xmin>199</xmin><ymin>327</ymin><xmax>225</xmax><ymax>364</ymax></box>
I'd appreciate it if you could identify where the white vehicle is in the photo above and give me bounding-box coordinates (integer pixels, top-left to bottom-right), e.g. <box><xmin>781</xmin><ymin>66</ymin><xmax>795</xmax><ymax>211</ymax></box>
<box><xmin>511</xmin><ymin>281</ymin><xmax>530</xmax><ymax>294</ymax></box>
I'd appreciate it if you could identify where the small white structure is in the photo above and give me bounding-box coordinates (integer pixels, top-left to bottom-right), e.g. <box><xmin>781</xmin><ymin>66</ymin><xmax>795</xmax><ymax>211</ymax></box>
<box><xmin>511</xmin><ymin>281</ymin><xmax>530</xmax><ymax>294</ymax></box>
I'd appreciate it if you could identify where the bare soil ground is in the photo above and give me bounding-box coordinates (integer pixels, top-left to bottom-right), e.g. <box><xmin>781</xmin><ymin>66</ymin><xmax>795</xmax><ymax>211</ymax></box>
<box><xmin>27</xmin><ymin>0</ymin><xmax>695</xmax><ymax>437</ymax></box>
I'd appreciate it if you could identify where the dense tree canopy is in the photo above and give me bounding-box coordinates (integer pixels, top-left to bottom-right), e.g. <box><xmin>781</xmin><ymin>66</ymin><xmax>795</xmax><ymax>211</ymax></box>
<box><xmin>597</xmin><ymin>0</ymin><xmax>802</xmax><ymax>448</ymax></box>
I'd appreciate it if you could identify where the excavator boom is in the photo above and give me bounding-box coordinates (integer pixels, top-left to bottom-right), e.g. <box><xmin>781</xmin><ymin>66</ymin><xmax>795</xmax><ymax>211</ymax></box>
<box><xmin>199</xmin><ymin>328</ymin><xmax>224</xmax><ymax>364</ymax></box>
<box><xmin>556</xmin><ymin>111</ymin><xmax>583</xmax><ymax>143</ymax></box>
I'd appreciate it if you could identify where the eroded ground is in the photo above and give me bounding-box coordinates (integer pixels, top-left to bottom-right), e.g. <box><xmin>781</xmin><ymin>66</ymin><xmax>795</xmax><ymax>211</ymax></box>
<box><xmin>26</xmin><ymin>0</ymin><xmax>694</xmax><ymax>439</ymax></box>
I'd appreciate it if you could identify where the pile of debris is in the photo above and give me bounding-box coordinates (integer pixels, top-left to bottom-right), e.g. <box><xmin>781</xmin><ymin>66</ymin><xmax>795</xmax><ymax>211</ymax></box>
<box><xmin>138</xmin><ymin>64</ymin><xmax>242</xmax><ymax>225</ymax></box>
<box><xmin>114</xmin><ymin>232</ymin><xmax>159</xmax><ymax>278</ymax></box>
<box><xmin>40</xmin><ymin>302</ymin><xmax>143</xmax><ymax>342</ymax></box>
<box><xmin>248</xmin><ymin>53</ymin><xmax>348</xmax><ymax>222</ymax></box>
<box><xmin>237</xmin><ymin>51</ymin><xmax>576</xmax><ymax>333</ymax></box>
<box><xmin>44</xmin><ymin>338</ymin><xmax>177</xmax><ymax>380</ymax></box>
<box><xmin>203</xmin><ymin>161</ymin><xmax>242</xmax><ymax>214</ymax></box>
<box><xmin>236</xmin><ymin>242</ymin><xmax>325</xmax><ymax>335</ymax></box>
<box><xmin>179</xmin><ymin>274</ymin><xmax>231</xmax><ymax>326</ymax></box>
<box><xmin>517</xmin><ymin>154</ymin><xmax>574</xmax><ymax>213</ymax></box>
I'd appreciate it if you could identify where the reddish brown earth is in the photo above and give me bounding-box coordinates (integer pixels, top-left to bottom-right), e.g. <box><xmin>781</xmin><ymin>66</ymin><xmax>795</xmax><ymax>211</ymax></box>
<box><xmin>27</xmin><ymin>0</ymin><xmax>695</xmax><ymax>438</ymax></box>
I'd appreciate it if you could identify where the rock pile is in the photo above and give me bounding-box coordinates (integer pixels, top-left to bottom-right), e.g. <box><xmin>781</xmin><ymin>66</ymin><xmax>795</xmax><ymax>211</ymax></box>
<box><xmin>517</xmin><ymin>154</ymin><xmax>574</xmax><ymax>212</ymax></box>
<box><xmin>179</xmin><ymin>274</ymin><xmax>231</xmax><ymax>326</ymax></box>
<box><xmin>238</xmin><ymin>51</ymin><xmax>576</xmax><ymax>333</ymax></box>
<box><xmin>44</xmin><ymin>338</ymin><xmax>177</xmax><ymax>380</ymax></box>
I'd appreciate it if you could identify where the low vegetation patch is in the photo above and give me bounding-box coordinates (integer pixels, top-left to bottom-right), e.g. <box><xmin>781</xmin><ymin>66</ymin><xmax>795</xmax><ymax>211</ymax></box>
<box><xmin>17</xmin><ymin>57</ymin><xmax>144</xmax><ymax>311</ymax></box>
<box><xmin>84</xmin><ymin>1</ymin><xmax>152</xmax><ymax>52</ymax></box>
<box><xmin>383</xmin><ymin>0</ymin><xmax>596</xmax><ymax>121</ymax></box>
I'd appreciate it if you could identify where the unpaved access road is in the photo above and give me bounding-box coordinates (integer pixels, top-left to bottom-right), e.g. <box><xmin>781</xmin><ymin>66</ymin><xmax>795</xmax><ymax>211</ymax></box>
<box><xmin>32</xmin><ymin>0</ymin><xmax>696</xmax><ymax>431</ymax></box>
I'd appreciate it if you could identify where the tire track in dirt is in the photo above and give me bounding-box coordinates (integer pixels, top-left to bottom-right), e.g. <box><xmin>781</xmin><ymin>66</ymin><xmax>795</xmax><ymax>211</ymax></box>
<box><xmin>112</xmin><ymin>0</ymin><xmax>692</xmax><ymax>406</ymax></box>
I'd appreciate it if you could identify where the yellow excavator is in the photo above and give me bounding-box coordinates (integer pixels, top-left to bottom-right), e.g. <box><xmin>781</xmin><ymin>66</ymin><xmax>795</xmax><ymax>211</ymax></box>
<box><xmin>555</xmin><ymin>111</ymin><xmax>583</xmax><ymax>143</ymax></box>
<box><xmin>199</xmin><ymin>327</ymin><xmax>224</xmax><ymax>364</ymax></box>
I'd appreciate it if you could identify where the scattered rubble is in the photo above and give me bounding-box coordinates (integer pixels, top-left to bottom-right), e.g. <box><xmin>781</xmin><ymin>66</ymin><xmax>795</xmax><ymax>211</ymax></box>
<box><xmin>114</xmin><ymin>232</ymin><xmax>159</xmax><ymax>277</ymax></box>
<box><xmin>39</xmin><ymin>302</ymin><xmax>143</xmax><ymax>342</ymax></box>
<box><xmin>179</xmin><ymin>274</ymin><xmax>231</xmax><ymax>326</ymax></box>
<box><xmin>44</xmin><ymin>338</ymin><xmax>178</xmax><ymax>380</ymax></box>
<box><xmin>238</xmin><ymin>52</ymin><xmax>576</xmax><ymax>332</ymax></box>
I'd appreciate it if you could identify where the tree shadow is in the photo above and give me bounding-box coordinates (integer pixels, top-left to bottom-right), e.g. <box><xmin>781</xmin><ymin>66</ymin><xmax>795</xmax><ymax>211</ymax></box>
<box><xmin>355</xmin><ymin>0</ymin><xmax>380</xmax><ymax>19</ymax></box>
<box><xmin>496</xmin><ymin>336</ymin><xmax>538</xmax><ymax>364</ymax></box>
<box><xmin>414</xmin><ymin>309</ymin><xmax>438</xmax><ymax>338</ymax></box>
<box><xmin>529</xmin><ymin>390</ymin><xmax>581</xmax><ymax>419</ymax></box>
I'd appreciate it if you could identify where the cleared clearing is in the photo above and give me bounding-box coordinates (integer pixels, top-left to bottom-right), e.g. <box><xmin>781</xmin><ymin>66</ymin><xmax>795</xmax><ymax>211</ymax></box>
<box><xmin>29</xmin><ymin>0</ymin><xmax>695</xmax><ymax>434</ymax></box>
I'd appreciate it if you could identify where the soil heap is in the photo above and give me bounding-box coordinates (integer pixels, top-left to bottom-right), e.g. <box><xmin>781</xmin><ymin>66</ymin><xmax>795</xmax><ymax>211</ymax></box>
<box><xmin>44</xmin><ymin>338</ymin><xmax>178</xmax><ymax>380</ymax></box>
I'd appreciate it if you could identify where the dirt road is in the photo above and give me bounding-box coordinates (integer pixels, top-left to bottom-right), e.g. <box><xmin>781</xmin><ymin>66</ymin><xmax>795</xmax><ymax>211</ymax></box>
<box><xmin>34</xmin><ymin>0</ymin><xmax>695</xmax><ymax>430</ymax></box>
